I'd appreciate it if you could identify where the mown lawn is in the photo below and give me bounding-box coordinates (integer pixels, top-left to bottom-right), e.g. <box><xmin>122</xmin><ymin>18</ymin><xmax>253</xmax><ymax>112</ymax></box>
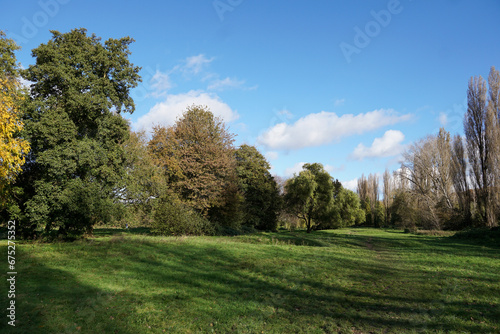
<box><xmin>1</xmin><ymin>228</ymin><xmax>499</xmax><ymax>333</ymax></box>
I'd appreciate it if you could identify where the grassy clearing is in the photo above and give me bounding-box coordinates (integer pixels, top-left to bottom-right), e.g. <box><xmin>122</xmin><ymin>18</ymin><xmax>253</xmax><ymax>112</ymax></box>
<box><xmin>1</xmin><ymin>228</ymin><xmax>499</xmax><ymax>333</ymax></box>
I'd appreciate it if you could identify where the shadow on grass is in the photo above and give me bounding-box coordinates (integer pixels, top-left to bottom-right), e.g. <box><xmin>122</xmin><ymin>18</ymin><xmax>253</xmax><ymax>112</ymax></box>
<box><xmin>2</xmin><ymin>254</ymin><xmax>137</xmax><ymax>333</ymax></box>
<box><xmin>7</xmin><ymin>232</ymin><xmax>499</xmax><ymax>333</ymax></box>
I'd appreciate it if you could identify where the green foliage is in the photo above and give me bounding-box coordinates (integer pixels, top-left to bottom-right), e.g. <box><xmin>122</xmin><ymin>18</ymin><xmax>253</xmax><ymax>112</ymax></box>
<box><xmin>235</xmin><ymin>144</ymin><xmax>281</xmax><ymax>231</ymax></box>
<box><xmin>14</xmin><ymin>28</ymin><xmax>140</xmax><ymax>238</ymax></box>
<box><xmin>285</xmin><ymin>163</ymin><xmax>335</xmax><ymax>232</ymax></box>
<box><xmin>152</xmin><ymin>193</ymin><xmax>215</xmax><ymax>236</ymax></box>
<box><xmin>390</xmin><ymin>190</ymin><xmax>417</xmax><ymax>229</ymax></box>
<box><xmin>332</xmin><ymin>188</ymin><xmax>366</xmax><ymax>228</ymax></box>
<box><xmin>120</xmin><ymin>131</ymin><xmax>167</xmax><ymax>226</ymax></box>
<box><xmin>0</xmin><ymin>30</ymin><xmax>21</xmax><ymax>77</ymax></box>
<box><xmin>374</xmin><ymin>200</ymin><xmax>385</xmax><ymax>227</ymax></box>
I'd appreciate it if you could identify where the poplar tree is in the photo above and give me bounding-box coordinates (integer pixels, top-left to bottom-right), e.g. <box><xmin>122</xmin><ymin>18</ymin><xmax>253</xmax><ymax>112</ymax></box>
<box><xmin>464</xmin><ymin>70</ymin><xmax>500</xmax><ymax>227</ymax></box>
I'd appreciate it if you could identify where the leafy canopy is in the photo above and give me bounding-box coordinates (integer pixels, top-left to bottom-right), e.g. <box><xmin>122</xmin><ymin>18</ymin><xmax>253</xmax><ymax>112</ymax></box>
<box><xmin>15</xmin><ymin>28</ymin><xmax>141</xmax><ymax>237</ymax></box>
<box><xmin>285</xmin><ymin>163</ymin><xmax>336</xmax><ymax>233</ymax></box>
<box><xmin>0</xmin><ymin>31</ymin><xmax>30</xmax><ymax>206</ymax></box>
<box><xmin>235</xmin><ymin>144</ymin><xmax>281</xmax><ymax>230</ymax></box>
<box><xmin>148</xmin><ymin>105</ymin><xmax>240</xmax><ymax>225</ymax></box>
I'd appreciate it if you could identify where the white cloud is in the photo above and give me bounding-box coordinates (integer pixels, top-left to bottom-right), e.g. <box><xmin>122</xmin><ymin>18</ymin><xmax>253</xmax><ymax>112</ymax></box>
<box><xmin>334</xmin><ymin>98</ymin><xmax>345</xmax><ymax>107</ymax></box>
<box><xmin>342</xmin><ymin>178</ymin><xmax>358</xmax><ymax>192</ymax></box>
<box><xmin>324</xmin><ymin>164</ymin><xmax>345</xmax><ymax>174</ymax></box>
<box><xmin>134</xmin><ymin>90</ymin><xmax>239</xmax><ymax>133</ymax></box>
<box><xmin>284</xmin><ymin>162</ymin><xmax>306</xmax><ymax>177</ymax></box>
<box><xmin>265</xmin><ymin>151</ymin><xmax>279</xmax><ymax>161</ymax></box>
<box><xmin>278</xmin><ymin>109</ymin><xmax>294</xmax><ymax>119</ymax></box>
<box><xmin>258</xmin><ymin>109</ymin><xmax>411</xmax><ymax>150</ymax></box>
<box><xmin>439</xmin><ymin>112</ymin><xmax>448</xmax><ymax>126</ymax></box>
<box><xmin>351</xmin><ymin>130</ymin><xmax>405</xmax><ymax>160</ymax></box>
<box><xmin>183</xmin><ymin>54</ymin><xmax>214</xmax><ymax>75</ymax></box>
<box><xmin>149</xmin><ymin>70</ymin><xmax>172</xmax><ymax>97</ymax></box>
<box><xmin>207</xmin><ymin>77</ymin><xmax>245</xmax><ymax>91</ymax></box>
<box><xmin>283</xmin><ymin>162</ymin><xmax>341</xmax><ymax>177</ymax></box>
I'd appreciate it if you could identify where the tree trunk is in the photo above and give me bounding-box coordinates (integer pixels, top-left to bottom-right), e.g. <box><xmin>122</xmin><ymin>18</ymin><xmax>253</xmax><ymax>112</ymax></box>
<box><xmin>306</xmin><ymin>216</ymin><xmax>312</xmax><ymax>233</ymax></box>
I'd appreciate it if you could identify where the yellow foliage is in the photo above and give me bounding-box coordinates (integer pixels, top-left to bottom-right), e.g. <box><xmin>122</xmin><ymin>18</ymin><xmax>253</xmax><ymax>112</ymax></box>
<box><xmin>0</xmin><ymin>77</ymin><xmax>30</xmax><ymax>184</ymax></box>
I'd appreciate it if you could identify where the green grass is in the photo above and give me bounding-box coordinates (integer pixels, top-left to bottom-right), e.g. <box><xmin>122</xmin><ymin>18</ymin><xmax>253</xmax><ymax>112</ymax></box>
<box><xmin>1</xmin><ymin>228</ymin><xmax>499</xmax><ymax>333</ymax></box>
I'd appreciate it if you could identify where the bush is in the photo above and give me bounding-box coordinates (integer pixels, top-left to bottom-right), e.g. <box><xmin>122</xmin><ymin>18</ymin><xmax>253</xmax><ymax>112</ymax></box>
<box><xmin>452</xmin><ymin>228</ymin><xmax>500</xmax><ymax>241</ymax></box>
<box><xmin>404</xmin><ymin>227</ymin><xmax>418</xmax><ymax>234</ymax></box>
<box><xmin>152</xmin><ymin>196</ymin><xmax>215</xmax><ymax>236</ymax></box>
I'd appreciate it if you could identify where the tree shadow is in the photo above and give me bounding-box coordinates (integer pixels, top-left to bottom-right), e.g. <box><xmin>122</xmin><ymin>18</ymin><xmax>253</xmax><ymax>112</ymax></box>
<box><xmin>4</xmin><ymin>232</ymin><xmax>499</xmax><ymax>333</ymax></box>
<box><xmin>2</xmin><ymin>252</ymin><xmax>137</xmax><ymax>333</ymax></box>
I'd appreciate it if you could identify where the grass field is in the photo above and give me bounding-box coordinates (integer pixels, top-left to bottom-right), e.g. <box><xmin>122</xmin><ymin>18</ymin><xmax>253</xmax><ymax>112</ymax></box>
<box><xmin>1</xmin><ymin>228</ymin><xmax>499</xmax><ymax>333</ymax></box>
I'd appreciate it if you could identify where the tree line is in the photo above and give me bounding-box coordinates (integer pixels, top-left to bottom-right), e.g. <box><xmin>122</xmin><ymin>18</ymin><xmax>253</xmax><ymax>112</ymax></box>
<box><xmin>4</xmin><ymin>28</ymin><xmax>496</xmax><ymax>238</ymax></box>
<box><xmin>1</xmin><ymin>28</ymin><xmax>365</xmax><ymax>239</ymax></box>
<box><xmin>357</xmin><ymin>67</ymin><xmax>500</xmax><ymax>231</ymax></box>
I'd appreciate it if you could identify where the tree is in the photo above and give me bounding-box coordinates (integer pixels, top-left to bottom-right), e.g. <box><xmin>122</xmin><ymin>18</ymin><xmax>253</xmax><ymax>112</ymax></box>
<box><xmin>119</xmin><ymin>131</ymin><xmax>167</xmax><ymax>226</ymax></box>
<box><xmin>485</xmin><ymin>67</ymin><xmax>500</xmax><ymax>226</ymax></box>
<box><xmin>382</xmin><ymin>169</ymin><xmax>393</xmax><ymax>226</ymax></box>
<box><xmin>330</xmin><ymin>187</ymin><xmax>365</xmax><ymax>228</ymax></box>
<box><xmin>235</xmin><ymin>144</ymin><xmax>281</xmax><ymax>230</ymax></box>
<box><xmin>357</xmin><ymin>173</ymin><xmax>379</xmax><ymax>226</ymax></box>
<box><xmin>0</xmin><ymin>32</ymin><xmax>30</xmax><ymax>208</ymax></box>
<box><xmin>148</xmin><ymin>105</ymin><xmax>241</xmax><ymax>228</ymax></box>
<box><xmin>399</xmin><ymin>132</ymin><xmax>456</xmax><ymax>230</ymax></box>
<box><xmin>15</xmin><ymin>28</ymin><xmax>140</xmax><ymax>237</ymax></box>
<box><xmin>450</xmin><ymin>135</ymin><xmax>472</xmax><ymax>227</ymax></box>
<box><xmin>284</xmin><ymin>163</ymin><xmax>334</xmax><ymax>233</ymax></box>
<box><xmin>464</xmin><ymin>72</ymin><xmax>497</xmax><ymax>227</ymax></box>
<box><xmin>357</xmin><ymin>174</ymin><xmax>371</xmax><ymax>224</ymax></box>
<box><xmin>367</xmin><ymin>173</ymin><xmax>380</xmax><ymax>227</ymax></box>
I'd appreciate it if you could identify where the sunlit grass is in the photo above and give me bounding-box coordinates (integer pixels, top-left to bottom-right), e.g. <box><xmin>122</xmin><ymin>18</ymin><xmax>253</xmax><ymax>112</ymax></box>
<box><xmin>1</xmin><ymin>228</ymin><xmax>499</xmax><ymax>333</ymax></box>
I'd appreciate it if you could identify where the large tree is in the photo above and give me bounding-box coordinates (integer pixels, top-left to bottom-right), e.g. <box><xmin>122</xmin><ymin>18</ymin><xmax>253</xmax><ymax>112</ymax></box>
<box><xmin>382</xmin><ymin>169</ymin><xmax>393</xmax><ymax>226</ymax></box>
<box><xmin>464</xmin><ymin>70</ymin><xmax>499</xmax><ymax>227</ymax></box>
<box><xmin>0</xmin><ymin>32</ymin><xmax>30</xmax><ymax>208</ymax></box>
<box><xmin>325</xmin><ymin>187</ymin><xmax>365</xmax><ymax>229</ymax></box>
<box><xmin>148</xmin><ymin>105</ymin><xmax>241</xmax><ymax>227</ymax></box>
<box><xmin>399</xmin><ymin>131</ymin><xmax>455</xmax><ymax>230</ymax></box>
<box><xmin>119</xmin><ymin>131</ymin><xmax>167</xmax><ymax>226</ymax></box>
<box><xmin>357</xmin><ymin>173</ymin><xmax>380</xmax><ymax>226</ymax></box>
<box><xmin>485</xmin><ymin>67</ymin><xmax>500</xmax><ymax>226</ymax></box>
<box><xmin>284</xmin><ymin>163</ymin><xmax>335</xmax><ymax>233</ymax></box>
<box><xmin>15</xmin><ymin>28</ymin><xmax>141</xmax><ymax>237</ymax></box>
<box><xmin>235</xmin><ymin>144</ymin><xmax>281</xmax><ymax>230</ymax></box>
<box><xmin>450</xmin><ymin>134</ymin><xmax>472</xmax><ymax>227</ymax></box>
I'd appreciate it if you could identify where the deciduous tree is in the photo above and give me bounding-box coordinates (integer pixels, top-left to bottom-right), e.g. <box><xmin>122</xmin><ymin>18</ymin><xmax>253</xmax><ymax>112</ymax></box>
<box><xmin>284</xmin><ymin>163</ymin><xmax>334</xmax><ymax>233</ymax></box>
<box><xmin>0</xmin><ymin>32</ymin><xmax>30</xmax><ymax>208</ymax></box>
<box><xmin>464</xmin><ymin>73</ymin><xmax>497</xmax><ymax>226</ymax></box>
<box><xmin>148</xmin><ymin>105</ymin><xmax>241</xmax><ymax>227</ymax></box>
<box><xmin>382</xmin><ymin>169</ymin><xmax>393</xmax><ymax>226</ymax></box>
<box><xmin>235</xmin><ymin>144</ymin><xmax>281</xmax><ymax>230</ymax></box>
<box><xmin>15</xmin><ymin>28</ymin><xmax>140</xmax><ymax>237</ymax></box>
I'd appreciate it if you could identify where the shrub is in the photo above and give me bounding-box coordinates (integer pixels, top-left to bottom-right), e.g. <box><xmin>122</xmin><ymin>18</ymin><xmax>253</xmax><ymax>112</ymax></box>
<box><xmin>152</xmin><ymin>196</ymin><xmax>215</xmax><ymax>236</ymax></box>
<box><xmin>452</xmin><ymin>228</ymin><xmax>500</xmax><ymax>241</ymax></box>
<box><xmin>404</xmin><ymin>227</ymin><xmax>418</xmax><ymax>234</ymax></box>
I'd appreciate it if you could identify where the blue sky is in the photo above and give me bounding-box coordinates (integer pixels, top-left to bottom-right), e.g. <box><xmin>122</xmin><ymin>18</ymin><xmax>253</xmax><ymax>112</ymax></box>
<box><xmin>2</xmin><ymin>0</ymin><xmax>500</xmax><ymax>189</ymax></box>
